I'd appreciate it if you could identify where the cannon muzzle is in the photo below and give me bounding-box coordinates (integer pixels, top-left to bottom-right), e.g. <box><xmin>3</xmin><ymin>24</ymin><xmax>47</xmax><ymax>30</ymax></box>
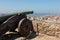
<box><xmin>19</xmin><ymin>11</ymin><xmax>33</xmax><ymax>15</ymax></box>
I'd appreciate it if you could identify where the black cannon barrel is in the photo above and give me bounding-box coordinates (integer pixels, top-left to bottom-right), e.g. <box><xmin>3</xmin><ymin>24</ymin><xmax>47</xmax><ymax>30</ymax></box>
<box><xmin>0</xmin><ymin>15</ymin><xmax>15</xmax><ymax>24</ymax></box>
<box><xmin>19</xmin><ymin>11</ymin><xmax>33</xmax><ymax>15</ymax></box>
<box><xmin>0</xmin><ymin>11</ymin><xmax>33</xmax><ymax>24</ymax></box>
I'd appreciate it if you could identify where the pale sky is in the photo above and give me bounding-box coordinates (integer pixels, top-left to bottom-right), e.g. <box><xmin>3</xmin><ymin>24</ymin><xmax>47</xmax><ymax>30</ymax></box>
<box><xmin>0</xmin><ymin>0</ymin><xmax>60</xmax><ymax>14</ymax></box>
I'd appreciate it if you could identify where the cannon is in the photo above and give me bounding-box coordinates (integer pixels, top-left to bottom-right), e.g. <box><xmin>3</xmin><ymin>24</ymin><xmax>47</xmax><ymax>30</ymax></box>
<box><xmin>0</xmin><ymin>11</ymin><xmax>33</xmax><ymax>25</ymax></box>
<box><xmin>0</xmin><ymin>11</ymin><xmax>34</xmax><ymax>37</ymax></box>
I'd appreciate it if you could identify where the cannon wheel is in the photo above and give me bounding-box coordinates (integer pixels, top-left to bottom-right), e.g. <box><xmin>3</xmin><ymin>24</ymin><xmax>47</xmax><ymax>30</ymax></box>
<box><xmin>18</xmin><ymin>18</ymin><xmax>33</xmax><ymax>37</ymax></box>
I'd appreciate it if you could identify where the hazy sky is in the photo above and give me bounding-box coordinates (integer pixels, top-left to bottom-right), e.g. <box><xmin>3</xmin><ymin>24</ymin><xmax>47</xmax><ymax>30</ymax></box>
<box><xmin>0</xmin><ymin>0</ymin><xmax>60</xmax><ymax>13</ymax></box>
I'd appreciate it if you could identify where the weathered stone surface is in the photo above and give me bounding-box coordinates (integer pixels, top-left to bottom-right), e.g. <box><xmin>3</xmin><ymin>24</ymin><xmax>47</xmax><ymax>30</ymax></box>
<box><xmin>32</xmin><ymin>20</ymin><xmax>60</xmax><ymax>38</ymax></box>
<box><xmin>31</xmin><ymin>33</ymin><xmax>60</xmax><ymax>40</ymax></box>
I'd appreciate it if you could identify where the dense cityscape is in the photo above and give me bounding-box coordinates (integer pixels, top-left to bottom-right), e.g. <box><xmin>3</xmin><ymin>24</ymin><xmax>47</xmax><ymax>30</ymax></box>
<box><xmin>28</xmin><ymin>15</ymin><xmax>60</xmax><ymax>23</ymax></box>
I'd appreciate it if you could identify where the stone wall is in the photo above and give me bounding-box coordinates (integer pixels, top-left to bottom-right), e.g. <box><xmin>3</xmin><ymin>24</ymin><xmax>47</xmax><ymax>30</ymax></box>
<box><xmin>32</xmin><ymin>20</ymin><xmax>60</xmax><ymax>38</ymax></box>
